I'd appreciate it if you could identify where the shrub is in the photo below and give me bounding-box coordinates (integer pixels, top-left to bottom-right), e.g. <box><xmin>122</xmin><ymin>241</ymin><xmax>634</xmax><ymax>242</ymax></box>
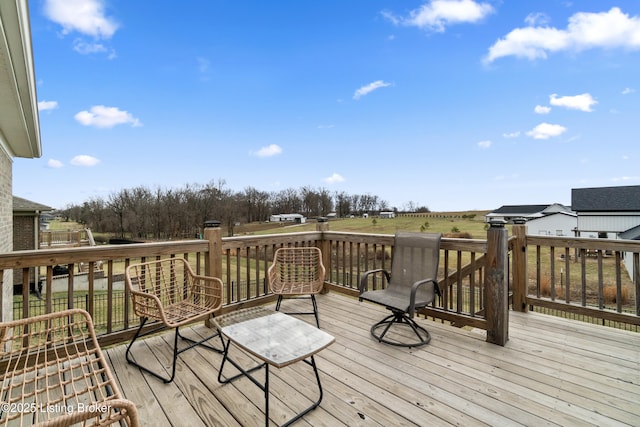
<box><xmin>375</xmin><ymin>248</ymin><xmax>390</xmax><ymax>261</ymax></box>
<box><xmin>603</xmin><ymin>285</ymin><xmax>630</xmax><ymax>304</ymax></box>
<box><xmin>539</xmin><ymin>275</ymin><xmax>565</xmax><ymax>299</ymax></box>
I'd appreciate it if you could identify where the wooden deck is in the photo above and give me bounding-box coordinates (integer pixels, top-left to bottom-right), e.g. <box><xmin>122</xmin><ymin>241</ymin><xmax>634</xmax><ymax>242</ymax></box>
<box><xmin>105</xmin><ymin>292</ymin><xmax>640</xmax><ymax>426</ymax></box>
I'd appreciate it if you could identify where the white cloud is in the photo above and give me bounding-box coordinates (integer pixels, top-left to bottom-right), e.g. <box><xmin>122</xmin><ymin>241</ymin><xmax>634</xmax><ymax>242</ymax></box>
<box><xmin>526</xmin><ymin>122</ymin><xmax>567</xmax><ymax>140</ymax></box>
<box><xmin>48</xmin><ymin>159</ymin><xmax>64</xmax><ymax>168</ymax></box>
<box><xmin>622</xmin><ymin>87</ymin><xmax>635</xmax><ymax>95</ymax></box>
<box><xmin>525</xmin><ymin>12</ymin><xmax>550</xmax><ymax>27</ymax></box>
<box><xmin>477</xmin><ymin>140</ymin><xmax>492</xmax><ymax>149</ymax></box>
<box><xmin>252</xmin><ymin>144</ymin><xmax>282</xmax><ymax>157</ymax></box>
<box><xmin>197</xmin><ymin>57</ymin><xmax>211</xmax><ymax>81</ymax></box>
<box><xmin>383</xmin><ymin>0</ymin><xmax>494</xmax><ymax>32</ymax></box>
<box><xmin>502</xmin><ymin>131</ymin><xmax>520</xmax><ymax>138</ymax></box>
<box><xmin>197</xmin><ymin>57</ymin><xmax>210</xmax><ymax>73</ymax></box>
<box><xmin>38</xmin><ymin>100</ymin><xmax>59</xmax><ymax>111</ymax></box>
<box><xmin>484</xmin><ymin>7</ymin><xmax>640</xmax><ymax>63</ymax></box>
<box><xmin>324</xmin><ymin>173</ymin><xmax>345</xmax><ymax>184</ymax></box>
<box><xmin>73</xmin><ymin>39</ymin><xmax>105</xmax><ymax>53</ymax></box>
<box><xmin>549</xmin><ymin>93</ymin><xmax>597</xmax><ymax>112</ymax></box>
<box><xmin>70</xmin><ymin>155</ymin><xmax>100</xmax><ymax>166</ymax></box>
<box><xmin>44</xmin><ymin>0</ymin><xmax>118</xmax><ymax>38</ymax></box>
<box><xmin>353</xmin><ymin>80</ymin><xmax>391</xmax><ymax>100</ymax></box>
<box><xmin>612</xmin><ymin>176</ymin><xmax>640</xmax><ymax>182</ymax></box>
<box><xmin>534</xmin><ymin>105</ymin><xmax>551</xmax><ymax>114</ymax></box>
<box><xmin>74</xmin><ymin>105</ymin><xmax>141</xmax><ymax>128</ymax></box>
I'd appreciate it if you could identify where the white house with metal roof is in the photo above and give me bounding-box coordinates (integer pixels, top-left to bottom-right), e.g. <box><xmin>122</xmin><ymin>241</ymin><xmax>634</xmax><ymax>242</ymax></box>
<box><xmin>523</xmin><ymin>211</ymin><xmax>578</xmax><ymax>237</ymax></box>
<box><xmin>572</xmin><ymin>185</ymin><xmax>640</xmax><ymax>281</ymax></box>
<box><xmin>485</xmin><ymin>203</ymin><xmax>573</xmax><ymax>223</ymax></box>
<box><xmin>572</xmin><ymin>185</ymin><xmax>640</xmax><ymax>238</ymax></box>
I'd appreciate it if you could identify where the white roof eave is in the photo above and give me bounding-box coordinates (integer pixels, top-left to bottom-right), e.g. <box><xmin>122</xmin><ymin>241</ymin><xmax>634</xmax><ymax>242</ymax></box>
<box><xmin>0</xmin><ymin>0</ymin><xmax>41</xmax><ymax>159</ymax></box>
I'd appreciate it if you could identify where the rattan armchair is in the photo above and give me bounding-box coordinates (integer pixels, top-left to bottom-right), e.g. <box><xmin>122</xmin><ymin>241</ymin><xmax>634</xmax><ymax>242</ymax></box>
<box><xmin>268</xmin><ymin>247</ymin><xmax>325</xmax><ymax>327</ymax></box>
<box><xmin>0</xmin><ymin>309</ymin><xmax>139</xmax><ymax>426</ymax></box>
<box><xmin>125</xmin><ymin>258</ymin><xmax>223</xmax><ymax>383</ymax></box>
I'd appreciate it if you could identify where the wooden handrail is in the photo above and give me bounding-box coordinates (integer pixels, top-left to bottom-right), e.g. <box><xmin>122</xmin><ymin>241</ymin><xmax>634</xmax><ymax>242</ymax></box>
<box><xmin>3</xmin><ymin>223</ymin><xmax>639</xmax><ymax>351</ymax></box>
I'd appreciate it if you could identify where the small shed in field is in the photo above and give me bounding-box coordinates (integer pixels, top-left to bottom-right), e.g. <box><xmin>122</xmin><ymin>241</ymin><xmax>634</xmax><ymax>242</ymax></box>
<box><xmin>269</xmin><ymin>213</ymin><xmax>306</xmax><ymax>224</ymax></box>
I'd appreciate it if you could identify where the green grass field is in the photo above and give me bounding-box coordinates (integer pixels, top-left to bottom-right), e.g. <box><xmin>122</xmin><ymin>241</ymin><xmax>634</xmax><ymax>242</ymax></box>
<box><xmin>237</xmin><ymin>211</ymin><xmax>491</xmax><ymax>238</ymax></box>
<box><xmin>49</xmin><ymin>210</ymin><xmax>493</xmax><ymax>239</ymax></box>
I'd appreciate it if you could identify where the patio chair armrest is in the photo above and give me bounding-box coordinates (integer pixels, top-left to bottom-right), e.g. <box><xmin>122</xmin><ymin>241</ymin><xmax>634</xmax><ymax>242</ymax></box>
<box><xmin>55</xmin><ymin>398</ymin><xmax>140</xmax><ymax>427</ymax></box>
<box><xmin>408</xmin><ymin>278</ymin><xmax>439</xmax><ymax>318</ymax></box>
<box><xmin>189</xmin><ymin>274</ymin><xmax>224</xmax><ymax>310</ymax></box>
<box><xmin>129</xmin><ymin>288</ymin><xmax>166</xmax><ymax>321</ymax></box>
<box><xmin>267</xmin><ymin>263</ymin><xmax>281</xmax><ymax>293</ymax></box>
<box><xmin>104</xmin><ymin>398</ymin><xmax>140</xmax><ymax>427</ymax></box>
<box><xmin>358</xmin><ymin>269</ymin><xmax>390</xmax><ymax>295</ymax></box>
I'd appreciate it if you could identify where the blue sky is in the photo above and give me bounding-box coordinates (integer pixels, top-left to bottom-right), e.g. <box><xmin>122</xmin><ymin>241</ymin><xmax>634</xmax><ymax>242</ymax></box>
<box><xmin>15</xmin><ymin>0</ymin><xmax>640</xmax><ymax>212</ymax></box>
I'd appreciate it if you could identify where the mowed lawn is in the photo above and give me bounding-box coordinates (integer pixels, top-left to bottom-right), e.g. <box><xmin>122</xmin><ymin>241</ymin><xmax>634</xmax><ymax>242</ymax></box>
<box><xmin>238</xmin><ymin>211</ymin><xmax>492</xmax><ymax>238</ymax></box>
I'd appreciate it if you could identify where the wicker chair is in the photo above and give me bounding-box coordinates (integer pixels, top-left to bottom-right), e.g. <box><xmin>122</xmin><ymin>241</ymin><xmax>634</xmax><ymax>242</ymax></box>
<box><xmin>0</xmin><ymin>309</ymin><xmax>139</xmax><ymax>426</ymax></box>
<box><xmin>268</xmin><ymin>247</ymin><xmax>325</xmax><ymax>328</ymax></box>
<box><xmin>125</xmin><ymin>258</ymin><xmax>223</xmax><ymax>383</ymax></box>
<box><xmin>359</xmin><ymin>232</ymin><xmax>441</xmax><ymax>347</ymax></box>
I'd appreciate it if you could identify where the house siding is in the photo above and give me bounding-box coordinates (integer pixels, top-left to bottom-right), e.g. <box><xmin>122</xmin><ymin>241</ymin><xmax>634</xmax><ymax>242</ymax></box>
<box><xmin>576</xmin><ymin>213</ymin><xmax>640</xmax><ymax>235</ymax></box>
<box><xmin>0</xmin><ymin>149</ymin><xmax>12</xmax><ymax>322</ymax></box>
<box><xmin>526</xmin><ymin>213</ymin><xmax>577</xmax><ymax>237</ymax></box>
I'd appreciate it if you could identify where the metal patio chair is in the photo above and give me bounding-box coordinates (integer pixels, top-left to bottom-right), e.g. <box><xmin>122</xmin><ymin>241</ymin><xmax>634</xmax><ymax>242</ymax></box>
<box><xmin>268</xmin><ymin>246</ymin><xmax>325</xmax><ymax>328</ymax></box>
<box><xmin>0</xmin><ymin>309</ymin><xmax>139</xmax><ymax>426</ymax></box>
<box><xmin>359</xmin><ymin>231</ymin><xmax>441</xmax><ymax>347</ymax></box>
<box><xmin>125</xmin><ymin>257</ymin><xmax>223</xmax><ymax>383</ymax></box>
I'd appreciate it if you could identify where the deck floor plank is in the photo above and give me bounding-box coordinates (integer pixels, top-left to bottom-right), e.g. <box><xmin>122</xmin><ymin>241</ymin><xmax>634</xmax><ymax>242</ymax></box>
<box><xmin>318</xmin><ymin>300</ymin><xmax>561</xmax><ymax>427</ymax></box>
<box><xmin>106</xmin><ymin>292</ymin><xmax>640</xmax><ymax>427</ymax></box>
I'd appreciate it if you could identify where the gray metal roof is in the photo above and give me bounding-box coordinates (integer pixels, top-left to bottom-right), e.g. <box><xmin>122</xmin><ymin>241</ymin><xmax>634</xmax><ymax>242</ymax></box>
<box><xmin>571</xmin><ymin>185</ymin><xmax>640</xmax><ymax>212</ymax></box>
<box><xmin>489</xmin><ymin>205</ymin><xmax>550</xmax><ymax>215</ymax></box>
<box><xmin>619</xmin><ymin>224</ymin><xmax>640</xmax><ymax>240</ymax></box>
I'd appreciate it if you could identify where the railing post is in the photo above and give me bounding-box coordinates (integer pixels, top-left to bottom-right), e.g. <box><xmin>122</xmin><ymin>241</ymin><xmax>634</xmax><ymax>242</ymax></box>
<box><xmin>203</xmin><ymin>220</ymin><xmax>223</xmax><ymax>279</ymax></box>
<box><xmin>512</xmin><ymin>220</ymin><xmax>528</xmax><ymax>312</ymax></box>
<box><xmin>485</xmin><ymin>220</ymin><xmax>509</xmax><ymax>345</ymax></box>
<box><xmin>316</xmin><ymin>218</ymin><xmax>330</xmax><ymax>294</ymax></box>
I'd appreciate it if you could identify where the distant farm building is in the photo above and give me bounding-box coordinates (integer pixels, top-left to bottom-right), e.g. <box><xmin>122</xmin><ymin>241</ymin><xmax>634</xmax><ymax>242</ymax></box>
<box><xmin>269</xmin><ymin>214</ymin><xmax>306</xmax><ymax>224</ymax></box>
<box><xmin>485</xmin><ymin>203</ymin><xmax>572</xmax><ymax>223</ymax></box>
<box><xmin>379</xmin><ymin>211</ymin><xmax>396</xmax><ymax>219</ymax></box>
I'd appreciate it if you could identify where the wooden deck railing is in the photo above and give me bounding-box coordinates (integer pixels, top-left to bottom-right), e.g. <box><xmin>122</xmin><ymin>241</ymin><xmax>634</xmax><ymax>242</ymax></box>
<box><xmin>2</xmin><ymin>222</ymin><xmax>639</xmax><ymax>349</ymax></box>
<box><xmin>510</xmin><ymin>224</ymin><xmax>640</xmax><ymax>330</ymax></box>
<box><xmin>39</xmin><ymin>228</ymin><xmax>94</xmax><ymax>248</ymax></box>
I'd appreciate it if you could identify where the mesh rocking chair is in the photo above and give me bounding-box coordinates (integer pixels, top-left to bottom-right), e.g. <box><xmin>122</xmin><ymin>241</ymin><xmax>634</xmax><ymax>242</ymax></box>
<box><xmin>125</xmin><ymin>257</ymin><xmax>223</xmax><ymax>383</ymax></box>
<box><xmin>0</xmin><ymin>309</ymin><xmax>139</xmax><ymax>426</ymax></box>
<box><xmin>268</xmin><ymin>247</ymin><xmax>325</xmax><ymax>328</ymax></box>
<box><xmin>359</xmin><ymin>232</ymin><xmax>441</xmax><ymax>347</ymax></box>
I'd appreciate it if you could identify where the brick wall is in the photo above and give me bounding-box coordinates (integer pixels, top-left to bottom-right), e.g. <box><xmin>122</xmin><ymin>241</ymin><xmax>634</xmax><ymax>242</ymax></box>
<box><xmin>13</xmin><ymin>215</ymin><xmax>35</xmax><ymax>250</ymax></box>
<box><xmin>0</xmin><ymin>147</ymin><xmax>13</xmax><ymax>322</ymax></box>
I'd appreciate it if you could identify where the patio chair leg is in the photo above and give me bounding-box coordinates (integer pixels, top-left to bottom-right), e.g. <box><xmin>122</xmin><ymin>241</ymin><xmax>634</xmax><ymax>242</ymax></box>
<box><xmin>275</xmin><ymin>295</ymin><xmax>284</xmax><ymax>312</ymax></box>
<box><xmin>370</xmin><ymin>311</ymin><xmax>431</xmax><ymax>348</ymax></box>
<box><xmin>274</xmin><ymin>294</ymin><xmax>321</xmax><ymax>328</ymax></box>
<box><xmin>311</xmin><ymin>294</ymin><xmax>320</xmax><ymax>328</ymax></box>
<box><xmin>126</xmin><ymin>317</ymin><xmax>223</xmax><ymax>383</ymax></box>
<box><xmin>217</xmin><ymin>337</ymin><xmax>324</xmax><ymax>427</ymax></box>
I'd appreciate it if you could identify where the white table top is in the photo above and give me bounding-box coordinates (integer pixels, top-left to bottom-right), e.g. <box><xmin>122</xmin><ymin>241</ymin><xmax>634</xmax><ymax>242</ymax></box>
<box><xmin>214</xmin><ymin>307</ymin><xmax>335</xmax><ymax>368</ymax></box>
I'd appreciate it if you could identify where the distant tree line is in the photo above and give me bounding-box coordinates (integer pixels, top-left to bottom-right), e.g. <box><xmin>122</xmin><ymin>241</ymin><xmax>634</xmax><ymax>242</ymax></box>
<box><xmin>57</xmin><ymin>180</ymin><xmax>428</xmax><ymax>239</ymax></box>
